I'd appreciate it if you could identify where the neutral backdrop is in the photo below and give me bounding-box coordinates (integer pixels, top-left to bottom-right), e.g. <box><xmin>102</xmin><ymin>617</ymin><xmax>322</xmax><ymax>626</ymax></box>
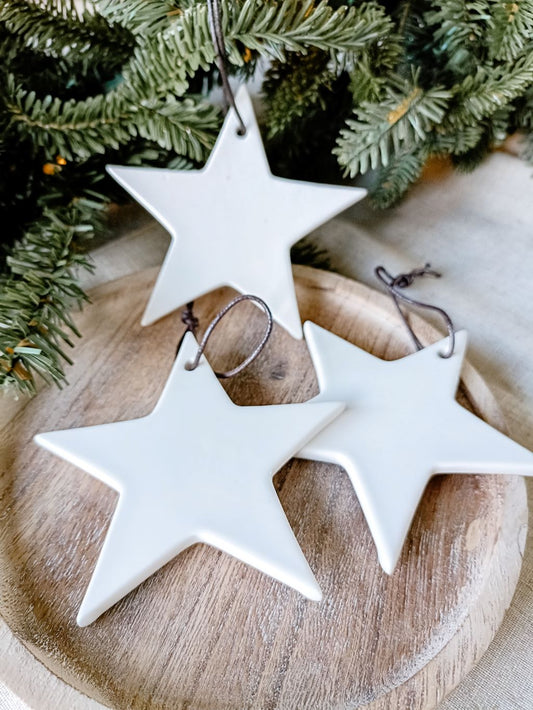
<box><xmin>1</xmin><ymin>146</ymin><xmax>532</xmax><ymax>708</ymax></box>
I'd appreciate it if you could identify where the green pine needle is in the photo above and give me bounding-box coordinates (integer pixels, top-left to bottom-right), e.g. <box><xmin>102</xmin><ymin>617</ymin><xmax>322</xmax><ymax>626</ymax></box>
<box><xmin>335</xmin><ymin>73</ymin><xmax>451</xmax><ymax>175</ymax></box>
<box><xmin>0</xmin><ymin>197</ymin><xmax>105</xmax><ymax>395</ymax></box>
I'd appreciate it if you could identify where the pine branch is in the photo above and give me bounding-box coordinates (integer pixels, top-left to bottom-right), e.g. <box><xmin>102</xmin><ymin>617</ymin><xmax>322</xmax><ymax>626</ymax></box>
<box><xmin>518</xmin><ymin>78</ymin><xmax>533</xmax><ymax>161</ymax></box>
<box><xmin>450</xmin><ymin>106</ymin><xmax>512</xmax><ymax>170</ymax></box>
<box><xmin>516</xmin><ymin>85</ymin><xmax>533</xmax><ymax>130</ymax></box>
<box><xmin>335</xmin><ymin>72</ymin><xmax>451</xmax><ymax>175</ymax></box>
<box><xmin>5</xmin><ymin>0</ymin><xmax>391</xmax><ymax>163</ymax></box>
<box><xmin>488</xmin><ymin>0</ymin><xmax>533</xmax><ymax>62</ymax></box>
<box><xmin>262</xmin><ymin>50</ymin><xmax>334</xmax><ymax>138</ymax></box>
<box><xmin>4</xmin><ymin>75</ymin><xmax>220</xmax><ymax>162</ymax></box>
<box><xmin>423</xmin><ymin>0</ymin><xmax>492</xmax><ymax>72</ymax></box>
<box><xmin>228</xmin><ymin>0</ymin><xmax>391</xmax><ymax>56</ymax></box>
<box><xmin>488</xmin><ymin>104</ymin><xmax>513</xmax><ymax>144</ymax></box>
<box><xmin>97</xmin><ymin>0</ymin><xmax>185</xmax><ymax>37</ymax></box>
<box><xmin>136</xmin><ymin>96</ymin><xmax>222</xmax><ymax>160</ymax></box>
<box><xmin>428</xmin><ymin>124</ymin><xmax>485</xmax><ymax>155</ymax></box>
<box><xmin>448</xmin><ymin>52</ymin><xmax>533</xmax><ymax>125</ymax></box>
<box><xmin>0</xmin><ymin>0</ymin><xmax>132</xmax><ymax>68</ymax></box>
<box><xmin>124</xmin><ymin>0</ymin><xmax>392</xmax><ymax>98</ymax></box>
<box><xmin>36</xmin><ymin>0</ymin><xmax>81</xmax><ymax>22</ymax></box>
<box><xmin>334</xmin><ymin>25</ymin><xmax>402</xmax><ymax>105</ymax></box>
<box><xmin>450</xmin><ymin>127</ymin><xmax>492</xmax><ymax>172</ymax></box>
<box><xmin>347</xmin><ymin>53</ymin><xmax>391</xmax><ymax>105</ymax></box>
<box><xmin>523</xmin><ymin>131</ymin><xmax>533</xmax><ymax>163</ymax></box>
<box><xmin>0</xmin><ymin>196</ymin><xmax>106</xmax><ymax>395</ymax></box>
<box><xmin>370</xmin><ymin>149</ymin><xmax>427</xmax><ymax>208</ymax></box>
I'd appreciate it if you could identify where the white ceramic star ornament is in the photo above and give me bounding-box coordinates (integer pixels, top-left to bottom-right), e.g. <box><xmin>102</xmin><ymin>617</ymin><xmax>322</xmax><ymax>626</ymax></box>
<box><xmin>107</xmin><ymin>88</ymin><xmax>366</xmax><ymax>338</ymax></box>
<box><xmin>35</xmin><ymin>333</ymin><xmax>344</xmax><ymax>626</ymax></box>
<box><xmin>298</xmin><ymin>323</ymin><xmax>533</xmax><ymax>574</ymax></box>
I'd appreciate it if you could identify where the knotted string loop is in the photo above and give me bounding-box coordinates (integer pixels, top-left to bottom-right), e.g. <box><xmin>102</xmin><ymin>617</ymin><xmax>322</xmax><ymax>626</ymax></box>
<box><xmin>375</xmin><ymin>264</ymin><xmax>456</xmax><ymax>358</ymax></box>
<box><xmin>181</xmin><ymin>301</ymin><xmax>199</xmax><ymax>334</ymax></box>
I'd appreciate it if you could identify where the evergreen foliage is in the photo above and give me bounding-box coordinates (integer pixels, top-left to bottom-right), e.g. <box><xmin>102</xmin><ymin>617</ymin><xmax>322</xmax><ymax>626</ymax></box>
<box><xmin>1</xmin><ymin>0</ymin><xmax>533</xmax><ymax>396</ymax></box>
<box><xmin>334</xmin><ymin>72</ymin><xmax>451</xmax><ymax>175</ymax></box>
<box><xmin>0</xmin><ymin>194</ymin><xmax>104</xmax><ymax>395</ymax></box>
<box><xmin>329</xmin><ymin>0</ymin><xmax>533</xmax><ymax>206</ymax></box>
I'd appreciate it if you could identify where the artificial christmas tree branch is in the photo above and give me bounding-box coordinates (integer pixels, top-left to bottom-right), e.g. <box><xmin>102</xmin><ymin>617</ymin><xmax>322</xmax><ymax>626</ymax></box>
<box><xmin>335</xmin><ymin>72</ymin><xmax>451</xmax><ymax>176</ymax></box>
<box><xmin>0</xmin><ymin>196</ymin><xmax>106</xmax><ymax>394</ymax></box>
<box><xmin>6</xmin><ymin>79</ymin><xmax>221</xmax><ymax>162</ymax></box>
<box><xmin>1</xmin><ymin>0</ymin><xmax>533</xmax><ymax>396</ymax></box>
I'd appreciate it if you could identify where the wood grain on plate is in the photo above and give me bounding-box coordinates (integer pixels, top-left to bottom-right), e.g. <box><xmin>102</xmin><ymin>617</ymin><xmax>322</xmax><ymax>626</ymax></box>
<box><xmin>0</xmin><ymin>265</ymin><xmax>527</xmax><ymax>710</ymax></box>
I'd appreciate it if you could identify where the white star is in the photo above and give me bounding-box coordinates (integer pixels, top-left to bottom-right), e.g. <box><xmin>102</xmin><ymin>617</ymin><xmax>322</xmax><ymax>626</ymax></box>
<box><xmin>34</xmin><ymin>333</ymin><xmax>344</xmax><ymax>626</ymax></box>
<box><xmin>107</xmin><ymin>88</ymin><xmax>366</xmax><ymax>338</ymax></box>
<box><xmin>298</xmin><ymin>323</ymin><xmax>533</xmax><ymax>574</ymax></box>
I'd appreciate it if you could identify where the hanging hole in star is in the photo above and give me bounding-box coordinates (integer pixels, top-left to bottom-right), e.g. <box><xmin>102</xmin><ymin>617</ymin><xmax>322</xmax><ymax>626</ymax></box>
<box><xmin>181</xmin><ymin>294</ymin><xmax>273</xmax><ymax>379</ymax></box>
<box><xmin>437</xmin><ymin>336</ymin><xmax>455</xmax><ymax>359</ymax></box>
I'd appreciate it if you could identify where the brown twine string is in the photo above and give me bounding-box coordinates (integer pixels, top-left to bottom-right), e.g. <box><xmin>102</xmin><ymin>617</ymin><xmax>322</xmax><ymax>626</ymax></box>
<box><xmin>175</xmin><ymin>301</ymin><xmax>199</xmax><ymax>354</ymax></box>
<box><xmin>375</xmin><ymin>264</ymin><xmax>456</xmax><ymax>358</ymax></box>
<box><xmin>180</xmin><ymin>294</ymin><xmax>273</xmax><ymax>378</ymax></box>
<box><xmin>181</xmin><ymin>301</ymin><xmax>199</xmax><ymax>334</ymax></box>
<box><xmin>206</xmin><ymin>0</ymin><xmax>247</xmax><ymax>135</ymax></box>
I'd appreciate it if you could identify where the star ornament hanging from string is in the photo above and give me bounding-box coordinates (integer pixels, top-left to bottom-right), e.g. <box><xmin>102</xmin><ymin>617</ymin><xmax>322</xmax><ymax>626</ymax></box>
<box><xmin>298</xmin><ymin>323</ymin><xmax>533</xmax><ymax>574</ymax></box>
<box><xmin>34</xmin><ymin>332</ymin><xmax>344</xmax><ymax>626</ymax></box>
<box><xmin>107</xmin><ymin>88</ymin><xmax>366</xmax><ymax>339</ymax></box>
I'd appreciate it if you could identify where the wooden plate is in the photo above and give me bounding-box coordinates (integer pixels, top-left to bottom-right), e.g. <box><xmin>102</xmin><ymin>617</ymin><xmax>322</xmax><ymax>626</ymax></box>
<box><xmin>0</xmin><ymin>265</ymin><xmax>527</xmax><ymax>710</ymax></box>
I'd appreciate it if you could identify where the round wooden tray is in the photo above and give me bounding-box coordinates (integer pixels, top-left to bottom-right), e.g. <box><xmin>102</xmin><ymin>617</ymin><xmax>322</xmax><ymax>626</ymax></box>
<box><xmin>0</xmin><ymin>265</ymin><xmax>527</xmax><ymax>710</ymax></box>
